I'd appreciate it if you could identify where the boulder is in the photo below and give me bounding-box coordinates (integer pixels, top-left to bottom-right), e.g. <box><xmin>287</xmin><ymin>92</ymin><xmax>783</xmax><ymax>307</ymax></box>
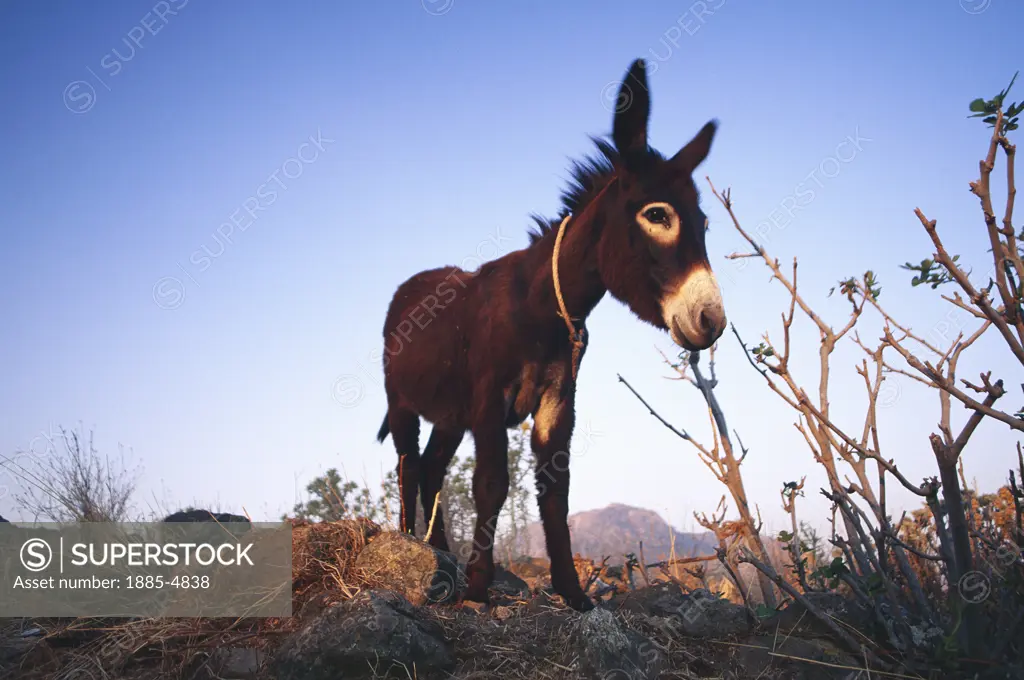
<box><xmin>572</xmin><ymin>607</ymin><xmax>664</xmax><ymax>680</ymax></box>
<box><xmin>609</xmin><ymin>584</ymin><xmax>753</xmax><ymax>638</ymax></box>
<box><xmin>163</xmin><ymin>509</ymin><xmax>251</xmax><ymax>524</ymax></box>
<box><xmin>606</xmin><ymin>581</ymin><xmax>688</xmax><ymax>617</ymax></box>
<box><xmin>271</xmin><ymin>589</ymin><xmax>455</xmax><ymax>680</ymax></box>
<box><xmin>672</xmin><ymin>589</ymin><xmax>753</xmax><ymax>638</ymax></box>
<box><xmin>490</xmin><ymin>564</ymin><xmax>531</xmax><ymax>599</ymax></box>
<box><xmin>204</xmin><ymin>647</ymin><xmax>261</xmax><ymax>679</ymax></box>
<box><xmin>355</xmin><ymin>531</ymin><xmax>461</xmax><ymax>606</ymax></box>
<box><xmin>162</xmin><ymin>509</ymin><xmax>252</xmax><ymax>543</ymax></box>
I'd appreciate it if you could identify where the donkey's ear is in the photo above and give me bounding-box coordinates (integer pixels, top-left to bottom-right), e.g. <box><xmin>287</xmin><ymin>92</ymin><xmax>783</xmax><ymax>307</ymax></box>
<box><xmin>611</xmin><ymin>59</ymin><xmax>651</xmax><ymax>161</ymax></box>
<box><xmin>670</xmin><ymin>120</ymin><xmax>717</xmax><ymax>172</ymax></box>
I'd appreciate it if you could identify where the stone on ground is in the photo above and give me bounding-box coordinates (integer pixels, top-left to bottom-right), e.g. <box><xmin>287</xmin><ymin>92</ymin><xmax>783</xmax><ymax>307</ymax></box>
<box><xmin>271</xmin><ymin>589</ymin><xmax>455</xmax><ymax>680</ymax></box>
<box><xmin>355</xmin><ymin>531</ymin><xmax>461</xmax><ymax>606</ymax></box>
<box><xmin>572</xmin><ymin>607</ymin><xmax>665</xmax><ymax>680</ymax></box>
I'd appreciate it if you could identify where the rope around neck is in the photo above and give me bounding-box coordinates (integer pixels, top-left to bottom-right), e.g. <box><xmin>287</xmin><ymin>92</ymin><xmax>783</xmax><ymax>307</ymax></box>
<box><xmin>552</xmin><ymin>213</ymin><xmax>585</xmax><ymax>382</ymax></box>
<box><xmin>550</xmin><ymin>174</ymin><xmax>617</xmax><ymax>383</ymax></box>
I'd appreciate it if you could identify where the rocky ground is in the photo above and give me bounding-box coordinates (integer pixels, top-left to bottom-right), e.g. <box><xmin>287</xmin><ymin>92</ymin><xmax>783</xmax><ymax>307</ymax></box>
<box><xmin>0</xmin><ymin>518</ymin><xmax>945</xmax><ymax>679</ymax></box>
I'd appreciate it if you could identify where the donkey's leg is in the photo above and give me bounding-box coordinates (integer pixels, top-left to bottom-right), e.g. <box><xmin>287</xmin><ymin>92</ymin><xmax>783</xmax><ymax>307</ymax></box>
<box><xmin>419</xmin><ymin>425</ymin><xmax>464</xmax><ymax>552</ymax></box>
<box><xmin>388</xmin><ymin>407</ymin><xmax>421</xmax><ymax>535</ymax></box>
<box><xmin>532</xmin><ymin>386</ymin><xmax>594</xmax><ymax>611</ymax></box>
<box><xmin>462</xmin><ymin>401</ymin><xmax>510</xmax><ymax>604</ymax></box>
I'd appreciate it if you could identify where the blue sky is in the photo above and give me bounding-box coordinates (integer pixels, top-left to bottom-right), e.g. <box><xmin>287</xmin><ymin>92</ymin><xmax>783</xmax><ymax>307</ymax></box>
<box><xmin>1</xmin><ymin>1</ymin><xmax>1022</xmax><ymax>538</ymax></box>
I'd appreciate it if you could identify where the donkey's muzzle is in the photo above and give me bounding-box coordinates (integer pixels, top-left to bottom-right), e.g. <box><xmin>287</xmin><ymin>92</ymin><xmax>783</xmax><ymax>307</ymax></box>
<box><xmin>664</xmin><ymin>267</ymin><xmax>726</xmax><ymax>350</ymax></box>
<box><xmin>670</xmin><ymin>302</ymin><xmax>726</xmax><ymax>350</ymax></box>
<box><xmin>694</xmin><ymin>302</ymin><xmax>727</xmax><ymax>347</ymax></box>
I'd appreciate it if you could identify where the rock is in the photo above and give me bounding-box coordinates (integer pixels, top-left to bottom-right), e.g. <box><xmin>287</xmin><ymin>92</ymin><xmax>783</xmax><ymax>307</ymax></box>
<box><xmin>976</xmin><ymin>665</ymin><xmax>1024</xmax><ymax>680</ymax></box>
<box><xmin>271</xmin><ymin>589</ymin><xmax>455</xmax><ymax>680</ymax></box>
<box><xmin>607</xmin><ymin>581</ymin><xmax>688</xmax><ymax>617</ymax></box>
<box><xmin>162</xmin><ymin>509</ymin><xmax>252</xmax><ymax>542</ymax></box>
<box><xmin>609</xmin><ymin>584</ymin><xmax>753</xmax><ymax>638</ymax></box>
<box><xmin>764</xmin><ymin>591</ymin><xmax>873</xmax><ymax>636</ymax></box>
<box><xmin>356</xmin><ymin>531</ymin><xmax>461</xmax><ymax>606</ymax></box>
<box><xmin>0</xmin><ymin>636</ymin><xmax>36</xmax><ymax>664</ymax></box>
<box><xmin>803</xmin><ymin>591</ymin><xmax>872</xmax><ymax>627</ymax></box>
<box><xmin>674</xmin><ymin>589</ymin><xmax>753</xmax><ymax>638</ymax></box>
<box><xmin>732</xmin><ymin>635</ymin><xmax>855</xmax><ymax>680</ymax></box>
<box><xmin>492</xmin><ymin>564</ymin><xmax>531</xmax><ymax>598</ymax></box>
<box><xmin>572</xmin><ymin>607</ymin><xmax>664</xmax><ymax>680</ymax></box>
<box><xmin>207</xmin><ymin>647</ymin><xmax>261</xmax><ymax>679</ymax></box>
<box><xmin>163</xmin><ymin>509</ymin><xmax>250</xmax><ymax>524</ymax></box>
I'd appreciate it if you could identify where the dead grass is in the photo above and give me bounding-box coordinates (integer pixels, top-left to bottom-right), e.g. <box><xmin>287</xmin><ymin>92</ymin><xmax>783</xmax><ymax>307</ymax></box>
<box><xmin>0</xmin><ymin>519</ymin><xmax>896</xmax><ymax>680</ymax></box>
<box><xmin>1</xmin><ymin>518</ymin><xmax>379</xmax><ymax>680</ymax></box>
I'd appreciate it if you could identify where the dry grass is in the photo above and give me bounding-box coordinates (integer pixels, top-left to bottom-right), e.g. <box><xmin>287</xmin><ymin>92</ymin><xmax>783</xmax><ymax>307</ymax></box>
<box><xmin>1</xmin><ymin>518</ymin><xmax>379</xmax><ymax>680</ymax></box>
<box><xmin>0</xmin><ymin>519</ymin><xmax>888</xmax><ymax>680</ymax></box>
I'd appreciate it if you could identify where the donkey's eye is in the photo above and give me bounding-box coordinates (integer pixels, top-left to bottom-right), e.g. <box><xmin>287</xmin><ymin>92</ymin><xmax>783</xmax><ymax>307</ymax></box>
<box><xmin>636</xmin><ymin>203</ymin><xmax>678</xmax><ymax>243</ymax></box>
<box><xmin>643</xmin><ymin>207</ymin><xmax>668</xmax><ymax>224</ymax></box>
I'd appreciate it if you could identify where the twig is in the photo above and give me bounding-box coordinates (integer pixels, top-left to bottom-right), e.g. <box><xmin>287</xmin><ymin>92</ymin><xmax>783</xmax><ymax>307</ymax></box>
<box><xmin>425</xmin><ymin>491</ymin><xmax>441</xmax><ymax>546</ymax></box>
<box><xmin>638</xmin><ymin>542</ymin><xmax>651</xmax><ymax>588</ymax></box>
<box><xmin>715</xmin><ymin>546</ymin><xmax>755</xmax><ymax>614</ymax></box>
<box><xmin>617</xmin><ymin>374</ymin><xmax>691</xmax><ymax>440</ymax></box>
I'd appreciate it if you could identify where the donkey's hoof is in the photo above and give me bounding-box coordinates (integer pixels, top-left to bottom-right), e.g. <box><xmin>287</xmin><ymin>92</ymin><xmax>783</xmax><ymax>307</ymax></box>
<box><xmin>565</xmin><ymin>592</ymin><xmax>596</xmax><ymax>612</ymax></box>
<box><xmin>457</xmin><ymin>599</ymin><xmax>491</xmax><ymax>615</ymax></box>
<box><xmin>461</xmin><ymin>585</ymin><xmax>491</xmax><ymax>606</ymax></box>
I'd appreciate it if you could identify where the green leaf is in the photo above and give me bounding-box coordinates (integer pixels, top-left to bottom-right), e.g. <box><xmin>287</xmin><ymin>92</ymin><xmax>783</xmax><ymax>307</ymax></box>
<box><xmin>969</xmin><ymin>97</ymin><xmax>988</xmax><ymax>113</ymax></box>
<box><xmin>1001</xmin><ymin>71</ymin><xmax>1019</xmax><ymax>100</ymax></box>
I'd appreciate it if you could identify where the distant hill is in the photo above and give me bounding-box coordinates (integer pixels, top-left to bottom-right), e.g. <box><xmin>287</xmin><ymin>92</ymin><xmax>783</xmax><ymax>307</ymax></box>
<box><xmin>522</xmin><ymin>503</ymin><xmax>716</xmax><ymax>561</ymax></box>
<box><xmin>519</xmin><ymin>503</ymin><xmax>793</xmax><ymax>604</ymax></box>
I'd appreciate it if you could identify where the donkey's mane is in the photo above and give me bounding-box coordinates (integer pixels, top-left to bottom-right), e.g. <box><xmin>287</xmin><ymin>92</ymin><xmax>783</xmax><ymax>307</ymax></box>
<box><xmin>526</xmin><ymin>137</ymin><xmax>665</xmax><ymax>245</ymax></box>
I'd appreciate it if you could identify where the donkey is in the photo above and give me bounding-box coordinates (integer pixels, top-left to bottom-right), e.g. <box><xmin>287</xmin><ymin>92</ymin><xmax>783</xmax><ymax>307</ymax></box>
<box><xmin>375</xmin><ymin>58</ymin><xmax>726</xmax><ymax>611</ymax></box>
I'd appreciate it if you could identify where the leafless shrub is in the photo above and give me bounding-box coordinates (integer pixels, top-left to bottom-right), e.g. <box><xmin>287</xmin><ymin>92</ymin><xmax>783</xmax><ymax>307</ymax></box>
<box><xmin>4</xmin><ymin>424</ymin><xmax>140</xmax><ymax>523</ymax></box>
<box><xmin>688</xmin><ymin>73</ymin><xmax>1024</xmax><ymax>670</ymax></box>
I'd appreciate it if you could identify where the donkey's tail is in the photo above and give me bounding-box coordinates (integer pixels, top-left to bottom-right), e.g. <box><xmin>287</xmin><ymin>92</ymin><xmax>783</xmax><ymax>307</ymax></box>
<box><xmin>376</xmin><ymin>414</ymin><xmax>390</xmax><ymax>443</ymax></box>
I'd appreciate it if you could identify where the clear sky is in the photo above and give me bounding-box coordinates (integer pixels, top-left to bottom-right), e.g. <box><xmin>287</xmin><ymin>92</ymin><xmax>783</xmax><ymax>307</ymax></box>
<box><xmin>2</xmin><ymin>1</ymin><xmax>1022</xmax><ymax>538</ymax></box>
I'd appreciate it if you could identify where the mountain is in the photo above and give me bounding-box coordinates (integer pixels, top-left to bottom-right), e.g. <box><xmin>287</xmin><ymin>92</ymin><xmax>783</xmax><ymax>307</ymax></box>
<box><xmin>521</xmin><ymin>503</ymin><xmax>716</xmax><ymax>561</ymax></box>
<box><xmin>513</xmin><ymin>503</ymin><xmax>798</xmax><ymax>606</ymax></box>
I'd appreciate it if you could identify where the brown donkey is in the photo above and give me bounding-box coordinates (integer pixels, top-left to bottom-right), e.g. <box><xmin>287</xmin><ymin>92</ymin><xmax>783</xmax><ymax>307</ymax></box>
<box><xmin>376</xmin><ymin>58</ymin><xmax>726</xmax><ymax>611</ymax></box>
